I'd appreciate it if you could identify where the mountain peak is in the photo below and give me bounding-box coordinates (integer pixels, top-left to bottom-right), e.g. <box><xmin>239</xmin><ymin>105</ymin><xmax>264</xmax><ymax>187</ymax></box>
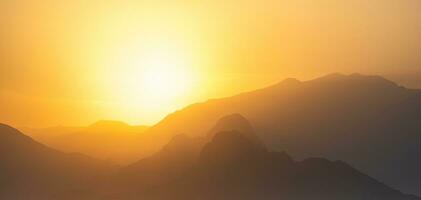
<box><xmin>318</xmin><ymin>72</ymin><xmax>347</xmax><ymax>80</ymax></box>
<box><xmin>280</xmin><ymin>78</ymin><xmax>301</xmax><ymax>85</ymax></box>
<box><xmin>0</xmin><ymin>123</ymin><xmax>34</xmax><ymax>145</ymax></box>
<box><xmin>206</xmin><ymin>114</ymin><xmax>264</xmax><ymax>148</ymax></box>
<box><xmin>315</xmin><ymin>73</ymin><xmax>399</xmax><ymax>87</ymax></box>
<box><xmin>207</xmin><ymin>113</ymin><xmax>253</xmax><ymax>138</ymax></box>
<box><xmin>0</xmin><ymin>123</ymin><xmax>19</xmax><ymax>134</ymax></box>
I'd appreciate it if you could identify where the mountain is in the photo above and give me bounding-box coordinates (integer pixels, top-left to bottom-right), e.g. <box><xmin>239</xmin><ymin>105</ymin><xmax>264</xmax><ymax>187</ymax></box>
<box><xmin>101</xmin><ymin>114</ymin><xmax>261</xmax><ymax>196</ymax></box>
<box><xmin>206</xmin><ymin>113</ymin><xmax>264</xmax><ymax>148</ymax></box>
<box><xmin>121</xmin><ymin>134</ymin><xmax>206</xmax><ymax>186</ymax></box>
<box><xmin>2</xmin><ymin>115</ymin><xmax>419</xmax><ymax>200</ymax></box>
<box><xmin>192</xmin><ymin>129</ymin><xmax>418</xmax><ymax>200</ymax></box>
<box><xmin>0</xmin><ymin>123</ymin><xmax>112</xmax><ymax>200</ymax></box>
<box><xmin>22</xmin><ymin>120</ymin><xmax>149</xmax><ymax>164</ymax></box>
<box><xmin>138</xmin><ymin>73</ymin><xmax>421</xmax><ymax>195</ymax></box>
<box><xmin>108</xmin><ymin>120</ymin><xmax>419</xmax><ymax>200</ymax></box>
<box><xmin>117</xmin><ymin>114</ymin><xmax>262</xmax><ymax>187</ymax></box>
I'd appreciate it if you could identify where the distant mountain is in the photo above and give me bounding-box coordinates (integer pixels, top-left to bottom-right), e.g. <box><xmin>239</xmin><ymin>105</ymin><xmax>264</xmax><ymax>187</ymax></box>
<box><xmin>138</xmin><ymin>73</ymin><xmax>421</xmax><ymax>195</ymax></box>
<box><xmin>1</xmin><ymin>116</ymin><xmax>419</xmax><ymax>200</ymax></box>
<box><xmin>0</xmin><ymin>123</ymin><xmax>111</xmax><ymax>200</ymax></box>
<box><xmin>105</xmin><ymin>114</ymin><xmax>259</xmax><ymax>195</ymax></box>
<box><xmin>109</xmin><ymin>117</ymin><xmax>419</xmax><ymax>200</ymax></box>
<box><xmin>207</xmin><ymin>113</ymin><xmax>264</xmax><ymax>148</ymax></box>
<box><xmin>22</xmin><ymin>120</ymin><xmax>149</xmax><ymax>164</ymax></box>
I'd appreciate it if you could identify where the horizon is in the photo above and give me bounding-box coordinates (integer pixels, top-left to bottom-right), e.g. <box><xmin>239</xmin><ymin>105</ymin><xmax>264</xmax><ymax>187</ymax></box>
<box><xmin>5</xmin><ymin>72</ymin><xmax>419</xmax><ymax>128</ymax></box>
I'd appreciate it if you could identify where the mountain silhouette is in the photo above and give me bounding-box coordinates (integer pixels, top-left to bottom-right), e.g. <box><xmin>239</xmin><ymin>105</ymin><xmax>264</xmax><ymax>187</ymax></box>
<box><xmin>1</xmin><ymin>116</ymin><xmax>420</xmax><ymax>200</ymax></box>
<box><xmin>0</xmin><ymin>123</ymin><xmax>111</xmax><ymax>199</ymax></box>
<box><xmin>23</xmin><ymin>120</ymin><xmax>149</xmax><ymax>164</ymax></box>
<box><xmin>120</xmin><ymin>134</ymin><xmax>206</xmax><ymax>186</ymax></box>
<box><xmin>206</xmin><ymin>113</ymin><xmax>264</xmax><ymax>148</ymax></box>
<box><xmin>137</xmin><ymin>73</ymin><xmax>421</xmax><ymax>195</ymax></box>
<box><xmin>192</xmin><ymin>129</ymin><xmax>419</xmax><ymax>200</ymax></box>
<box><xmin>107</xmin><ymin>119</ymin><xmax>419</xmax><ymax>200</ymax></box>
<box><xmin>200</xmin><ymin>130</ymin><xmax>268</xmax><ymax>168</ymax></box>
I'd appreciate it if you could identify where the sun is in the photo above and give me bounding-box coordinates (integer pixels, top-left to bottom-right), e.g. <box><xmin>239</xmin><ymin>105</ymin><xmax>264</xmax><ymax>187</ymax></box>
<box><xmin>138</xmin><ymin>42</ymin><xmax>196</xmax><ymax>101</ymax></box>
<box><xmin>100</xmin><ymin>34</ymin><xmax>202</xmax><ymax>124</ymax></box>
<box><xmin>141</xmin><ymin>65</ymin><xmax>193</xmax><ymax>101</ymax></box>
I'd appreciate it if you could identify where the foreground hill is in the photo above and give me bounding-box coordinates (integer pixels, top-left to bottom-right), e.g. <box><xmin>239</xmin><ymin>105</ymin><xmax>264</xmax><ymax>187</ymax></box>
<box><xmin>22</xmin><ymin>120</ymin><xmax>149</xmax><ymax>164</ymax></box>
<box><xmin>0</xmin><ymin>123</ymin><xmax>112</xmax><ymax>200</ymax></box>
<box><xmin>108</xmin><ymin>116</ymin><xmax>419</xmax><ymax>200</ymax></box>
<box><xmin>139</xmin><ymin>73</ymin><xmax>421</xmax><ymax>195</ymax></box>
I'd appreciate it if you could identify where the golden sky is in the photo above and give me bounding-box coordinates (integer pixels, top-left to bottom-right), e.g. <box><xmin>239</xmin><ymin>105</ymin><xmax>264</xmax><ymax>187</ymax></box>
<box><xmin>1</xmin><ymin>0</ymin><xmax>421</xmax><ymax>127</ymax></box>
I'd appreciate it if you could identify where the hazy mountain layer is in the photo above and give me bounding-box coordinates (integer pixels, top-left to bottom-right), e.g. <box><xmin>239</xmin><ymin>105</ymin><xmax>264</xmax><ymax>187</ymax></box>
<box><xmin>103</xmin><ymin>116</ymin><xmax>419</xmax><ymax>200</ymax></box>
<box><xmin>138</xmin><ymin>73</ymin><xmax>421</xmax><ymax>195</ymax></box>
<box><xmin>1</xmin><ymin>115</ymin><xmax>419</xmax><ymax>200</ymax></box>
<box><xmin>9</xmin><ymin>73</ymin><xmax>421</xmax><ymax>196</ymax></box>
<box><xmin>22</xmin><ymin>120</ymin><xmax>149</xmax><ymax>164</ymax></box>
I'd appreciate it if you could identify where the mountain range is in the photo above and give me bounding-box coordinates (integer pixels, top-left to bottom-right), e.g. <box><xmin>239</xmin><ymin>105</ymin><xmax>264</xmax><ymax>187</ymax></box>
<box><xmin>1</xmin><ymin>114</ymin><xmax>419</xmax><ymax>200</ymax></box>
<box><xmin>22</xmin><ymin>120</ymin><xmax>149</xmax><ymax>164</ymax></box>
<box><xmin>135</xmin><ymin>73</ymin><xmax>421</xmax><ymax>195</ymax></box>
<box><xmin>8</xmin><ymin>73</ymin><xmax>421</xmax><ymax>197</ymax></box>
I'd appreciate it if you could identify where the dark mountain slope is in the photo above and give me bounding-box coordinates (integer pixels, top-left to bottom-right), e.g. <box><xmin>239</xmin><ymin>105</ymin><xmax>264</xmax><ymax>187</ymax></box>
<box><xmin>123</xmin><ymin>134</ymin><xmax>206</xmax><ymax>185</ymax></box>
<box><xmin>139</xmin><ymin>73</ymin><xmax>421</xmax><ymax>195</ymax></box>
<box><xmin>0</xmin><ymin>123</ymin><xmax>111</xmax><ymax>200</ymax></box>
<box><xmin>114</xmin><ymin>125</ymin><xmax>419</xmax><ymax>200</ymax></box>
<box><xmin>118</xmin><ymin>114</ymin><xmax>270</xmax><ymax>188</ymax></box>
<box><xmin>192</xmin><ymin>130</ymin><xmax>417</xmax><ymax>200</ymax></box>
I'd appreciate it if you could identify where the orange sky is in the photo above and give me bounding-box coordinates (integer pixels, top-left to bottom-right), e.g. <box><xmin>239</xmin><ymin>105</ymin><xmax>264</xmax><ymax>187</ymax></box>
<box><xmin>1</xmin><ymin>0</ymin><xmax>421</xmax><ymax>127</ymax></box>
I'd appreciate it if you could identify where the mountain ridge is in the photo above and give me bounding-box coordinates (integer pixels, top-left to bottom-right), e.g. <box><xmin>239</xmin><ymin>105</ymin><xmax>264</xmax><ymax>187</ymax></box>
<box><xmin>1</xmin><ymin>115</ymin><xmax>420</xmax><ymax>200</ymax></box>
<box><xmin>22</xmin><ymin>120</ymin><xmax>150</xmax><ymax>164</ymax></box>
<box><xmin>111</xmin><ymin>119</ymin><xmax>420</xmax><ymax>200</ymax></box>
<box><xmin>136</xmin><ymin>73</ymin><xmax>421</xmax><ymax>195</ymax></box>
<box><xmin>0</xmin><ymin>123</ymin><xmax>112</xmax><ymax>200</ymax></box>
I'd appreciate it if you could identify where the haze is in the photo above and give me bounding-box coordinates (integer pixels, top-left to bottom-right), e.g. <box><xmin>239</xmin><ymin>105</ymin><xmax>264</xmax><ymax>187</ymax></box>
<box><xmin>1</xmin><ymin>0</ymin><xmax>421</xmax><ymax>127</ymax></box>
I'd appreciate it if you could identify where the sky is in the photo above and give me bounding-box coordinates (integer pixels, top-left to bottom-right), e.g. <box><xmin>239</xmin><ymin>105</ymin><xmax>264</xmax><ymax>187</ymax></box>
<box><xmin>1</xmin><ymin>0</ymin><xmax>421</xmax><ymax>127</ymax></box>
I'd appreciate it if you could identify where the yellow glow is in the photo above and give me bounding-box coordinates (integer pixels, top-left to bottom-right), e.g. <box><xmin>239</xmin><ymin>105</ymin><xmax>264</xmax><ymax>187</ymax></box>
<box><xmin>142</xmin><ymin>66</ymin><xmax>193</xmax><ymax>101</ymax></box>
<box><xmin>134</xmin><ymin>39</ymin><xmax>196</xmax><ymax>103</ymax></box>
<box><xmin>98</xmin><ymin>33</ymin><xmax>201</xmax><ymax>124</ymax></box>
<box><xmin>3</xmin><ymin>1</ymin><xmax>421</xmax><ymax>127</ymax></box>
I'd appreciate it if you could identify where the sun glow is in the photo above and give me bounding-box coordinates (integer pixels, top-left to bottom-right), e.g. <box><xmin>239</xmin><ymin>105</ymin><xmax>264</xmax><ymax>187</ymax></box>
<box><xmin>101</xmin><ymin>35</ymin><xmax>201</xmax><ymax>124</ymax></box>
<box><xmin>142</xmin><ymin>67</ymin><xmax>192</xmax><ymax>99</ymax></box>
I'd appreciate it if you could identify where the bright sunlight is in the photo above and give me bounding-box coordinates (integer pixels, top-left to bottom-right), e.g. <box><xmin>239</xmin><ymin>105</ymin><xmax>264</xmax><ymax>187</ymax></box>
<box><xmin>101</xmin><ymin>34</ymin><xmax>200</xmax><ymax>124</ymax></box>
<box><xmin>139</xmin><ymin>43</ymin><xmax>195</xmax><ymax>101</ymax></box>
